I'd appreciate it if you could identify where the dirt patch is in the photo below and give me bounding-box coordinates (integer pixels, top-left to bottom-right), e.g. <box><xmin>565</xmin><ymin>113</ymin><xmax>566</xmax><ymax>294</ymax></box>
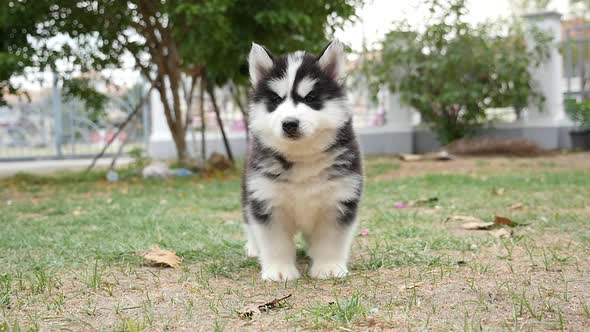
<box><xmin>446</xmin><ymin>137</ymin><xmax>548</xmax><ymax>157</ymax></box>
<box><xmin>372</xmin><ymin>152</ymin><xmax>590</xmax><ymax>181</ymax></box>
<box><xmin>4</xmin><ymin>234</ymin><xmax>589</xmax><ymax>331</ymax></box>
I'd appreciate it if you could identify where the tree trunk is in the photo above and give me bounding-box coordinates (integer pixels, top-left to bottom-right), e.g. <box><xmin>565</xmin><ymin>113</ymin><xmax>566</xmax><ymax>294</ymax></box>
<box><xmin>135</xmin><ymin>0</ymin><xmax>193</xmax><ymax>166</ymax></box>
<box><xmin>199</xmin><ymin>78</ymin><xmax>207</xmax><ymax>166</ymax></box>
<box><xmin>171</xmin><ymin>128</ymin><xmax>188</xmax><ymax>165</ymax></box>
<box><xmin>231</xmin><ymin>82</ymin><xmax>249</xmax><ymax>140</ymax></box>
<box><xmin>157</xmin><ymin>89</ymin><xmax>189</xmax><ymax>165</ymax></box>
<box><xmin>151</xmin><ymin>73</ymin><xmax>191</xmax><ymax>166</ymax></box>
<box><xmin>204</xmin><ymin>75</ymin><xmax>234</xmax><ymax>163</ymax></box>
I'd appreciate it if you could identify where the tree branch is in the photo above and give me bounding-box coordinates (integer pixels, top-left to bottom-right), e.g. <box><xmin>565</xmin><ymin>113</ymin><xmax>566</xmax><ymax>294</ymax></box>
<box><xmin>85</xmin><ymin>85</ymin><xmax>154</xmax><ymax>173</ymax></box>
<box><xmin>199</xmin><ymin>77</ymin><xmax>206</xmax><ymax>165</ymax></box>
<box><xmin>205</xmin><ymin>74</ymin><xmax>234</xmax><ymax>162</ymax></box>
<box><xmin>183</xmin><ymin>72</ymin><xmax>199</xmax><ymax>132</ymax></box>
<box><xmin>230</xmin><ymin>81</ymin><xmax>249</xmax><ymax>140</ymax></box>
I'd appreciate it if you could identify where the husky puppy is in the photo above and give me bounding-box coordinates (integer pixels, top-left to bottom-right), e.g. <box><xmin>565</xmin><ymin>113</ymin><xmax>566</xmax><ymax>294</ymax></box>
<box><xmin>242</xmin><ymin>41</ymin><xmax>363</xmax><ymax>281</ymax></box>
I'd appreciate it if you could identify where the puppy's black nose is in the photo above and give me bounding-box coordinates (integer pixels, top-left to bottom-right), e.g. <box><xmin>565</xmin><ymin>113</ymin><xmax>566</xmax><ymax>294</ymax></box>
<box><xmin>282</xmin><ymin>118</ymin><xmax>300</xmax><ymax>137</ymax></box>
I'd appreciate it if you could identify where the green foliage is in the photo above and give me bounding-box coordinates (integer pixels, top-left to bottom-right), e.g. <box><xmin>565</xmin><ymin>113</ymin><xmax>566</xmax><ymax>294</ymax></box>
<box><xmin>114</xmin><ymin>83</ymin><xmax>146</xmax><ymax>114</ymax></box>
<box><xmin>128</xmin><ymin>147</ymin><xmax>150</xmax><ymax>171</ymax></box>
<box><xmin>509</xmin><ymin>0</ymin><xmax>551</xmax><ymax>13</ymax></box>
<box><xmin>0</xmin><ymin>1</ymin><xmax>54</xmax><ymax>105</ymax></box>
<box><xmin>366</xmin><ymin>0</ymin><xmax>550</xmax><ymax>143</ymax></box>
<box><xmin>565</xmin><ymin>98</ymin><xmax>590</xmax><ymax>127</ymax></box>
<box><xmin>174</xmin><ymin>0</ymin><xmax>361</xmax><ymax>84</ymax></box>
<box><xmin>1</xmin><ymin>0</ymin><xmax>363</xmax><ymax>162</ymax></box>
<box><xmin>62</xmin><ymin>78</ymin><xmax>109</xmax><ymax>123</ymax></box>
<box><xmin>1</xmin><ymin>0</ymin><xmax>362</xmax><ymax>95</ymax></box>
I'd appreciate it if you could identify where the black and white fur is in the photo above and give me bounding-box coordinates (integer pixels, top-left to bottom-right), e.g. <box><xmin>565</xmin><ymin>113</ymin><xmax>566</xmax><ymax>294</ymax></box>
<box><xmin>242</xmin><ymin>41</ymin><xmax>363</xmax><ymax>281</ymax></box>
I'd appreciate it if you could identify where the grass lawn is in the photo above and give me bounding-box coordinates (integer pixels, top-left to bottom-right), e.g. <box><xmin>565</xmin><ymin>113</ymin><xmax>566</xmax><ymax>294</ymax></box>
<box><xmin>1</xmin><ymin>153</ymin><xmax>590</xmax><ymax>331</ymax></box>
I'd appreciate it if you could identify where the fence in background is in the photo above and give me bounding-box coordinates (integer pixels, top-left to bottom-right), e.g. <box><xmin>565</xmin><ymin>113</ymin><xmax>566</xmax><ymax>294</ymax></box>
<box><xmin>0</xmin><ymin>78</ymin><xmax>149</xmax><ymax>162</ymax></box>
<box><xmin>564</xmin><ymin>23</ymin><xmax>590</xmax><ymax>100</ymax></box>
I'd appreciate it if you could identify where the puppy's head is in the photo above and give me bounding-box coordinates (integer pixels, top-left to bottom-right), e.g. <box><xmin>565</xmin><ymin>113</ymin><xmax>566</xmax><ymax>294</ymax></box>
<box><xmin>248</xmin><ymin>41</ymin><xmax>350</xmax><ymax>157</ymax></box>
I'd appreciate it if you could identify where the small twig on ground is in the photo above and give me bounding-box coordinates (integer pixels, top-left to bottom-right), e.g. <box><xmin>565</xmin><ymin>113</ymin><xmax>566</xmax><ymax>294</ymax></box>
<box><xmin>238</xmin><ymin>293</ymin><xmax>293</xmax><ymax>319</ymax></box>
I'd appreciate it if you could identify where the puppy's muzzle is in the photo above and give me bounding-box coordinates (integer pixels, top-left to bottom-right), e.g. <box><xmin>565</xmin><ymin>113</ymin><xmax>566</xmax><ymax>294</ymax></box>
<box><xmin>282</xmin><ymin>117</ymin><xmax>301</xmax><ymax>139</ymax></box>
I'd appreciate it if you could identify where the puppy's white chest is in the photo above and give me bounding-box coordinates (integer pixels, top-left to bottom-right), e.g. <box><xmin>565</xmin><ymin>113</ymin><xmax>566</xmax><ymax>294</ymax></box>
<box><xmin>274</xmin><ymin>176</ymin><xmax>334</xmax><ymax>232</ymax></box>
<box><xmin>274</xmin><ymin>168</ymin><xmax>359</xmax><ymax>230</ymax></box>
<box><xmin>247</xmin><ymin>150</ymin><xmax>361</xmax><ymax>232</ymax></box>
<box><xmin>278</xmin><ymin>161</ymin><xmax>331</xmax><ymax>203</ymax></box>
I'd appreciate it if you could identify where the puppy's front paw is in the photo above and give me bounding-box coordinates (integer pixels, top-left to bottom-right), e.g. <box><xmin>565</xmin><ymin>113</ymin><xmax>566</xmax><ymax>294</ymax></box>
<box><xmin>245</xmin><ymin>242</ymin><xmax>259</xmax><ymax>258</ymax></box>
<box><xmin>261</xmin><ymin>264</ymin><xmax>300</xmax><ymax>282</ymax></box>
<box><xmin>309</xmin><ymin>262</ymin><xmax>348</xmax><ymax>279</ymax></box>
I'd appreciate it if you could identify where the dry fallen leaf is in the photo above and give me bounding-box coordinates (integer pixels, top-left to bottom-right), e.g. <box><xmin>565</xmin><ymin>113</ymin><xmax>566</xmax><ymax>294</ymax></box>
<box><xmin>489</xmin><ymin>228</ymin><xmax>512</xmax><ymax>238</ymax></box>
<box><xmin>493</xmin><ymin>188</ymin><xmax>505</xmax><ymax>196</ymax></box>
<box><xmin>461</xmin><ymin>221</ymin><xmax>495</xmax><ymax>230</ymax></box>
<box><xmin>446</xmin><ymin>215</ymin><xmax>484</xmax><ymax>223</ymax></box>
<box><xmin>399</xmin><ymin>154</ymin><xmax>423</xmax><ymax>162</ymax></box>
<box><xmin>447</xmin><ymin>215</ymin><xmax>496</xmax><ymax>229</ymax></box>
<box><xmin>238</xmin><ymin>294</ymin><xmax>292</xmax><ymax>319</ymax></box>
<box><xmin>399</xmin><ymin>151</ymin><xmax>454</xmax><ymax>162</ymax></box>
<box><xmin>143</xmin><ymin>246</ymin><xmax>182</xmax><ymax>268</ymax></box>
<box><xmin>494</xmin><ymin>216</ymin><xmax>514</xmax><ymax>226</ymax></box>
<box><xmin>509</xmin><ymin>203</ymin><xmax>524</xmax><ymax>210</ymax></box>
<box><xmin>432</xmin><ymin>150</ymin><xmax>454</xmax><ymax>161</ymax></box>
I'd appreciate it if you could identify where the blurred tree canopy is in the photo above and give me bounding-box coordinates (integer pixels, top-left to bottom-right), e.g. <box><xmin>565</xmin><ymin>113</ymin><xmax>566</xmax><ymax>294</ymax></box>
<box><xmin>571</xmin><ymin>0</ymin><xmax>590</xmax><ymax>13</ymax></box>
<box><xmin>1</xmin><ymin>0</ymin><xmax>362</xmax><ymax>163</ymax></box>
<box><xmin>61</xmin><ymin>78</ymin><xmax>109</xmax><ymax>123</ymax></box>
<box><xmin>509</xmin><ymin>0</ymin><xmax>550</xmax><ymax>14</ymax></box>
<box><xmin>366</xmin><ymin>0</ymin><xmax>550</xmax><ymax>143</ymax></box>
<box><xmin>0</xmin><ymin>1</ymin><xmax>53</xmax><ymax>105</ymax></box>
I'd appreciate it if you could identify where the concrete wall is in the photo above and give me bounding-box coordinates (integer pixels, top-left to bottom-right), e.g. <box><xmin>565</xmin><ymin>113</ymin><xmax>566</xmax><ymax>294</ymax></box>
<box><xmin>412</xmin><ymin>125</ymin><xmax>575</xmax><ymax>154</ymax></box>
<box><xmin>149</xmin><ymin>127</ymin><xmax>415</xmax><ymax>160</ymax></box>
<box><xmin>148</xmin><ymin>125</ymin><xmax>575</xmax><ymax>160</ymax></box>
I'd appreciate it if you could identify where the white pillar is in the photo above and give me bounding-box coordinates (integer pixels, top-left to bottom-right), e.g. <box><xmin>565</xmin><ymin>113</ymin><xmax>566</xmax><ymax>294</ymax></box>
<box><xmin>147</xmin><ymin>89</ymin><xmax>177</xmax><ymax>159</ymax></box>
<box><xmin>149</xmin><ymin>89</ymin><xmax>171</xmax><ymax>141</ymax></box>
<box><xmin>520</xmin><ymin>11</ymin><xmax>572</xmax><ymax>149</ymax></box>
<box><xmin>356</xmin><ymin>86</ymin><xmax>415</xmax><ymax>154</ymax></box>
<box><xmin>382</xmin><ymin>87</ymin><xmax>415</xmax><ymax>129</ymax></box>
<box><xmin>52</xmin><ymin>71</ymin><xmax>63</xmax><ymax>158</ymax></box>
<box><xmin>522</xmin><ymin>11</ymin><xmax>566</xmax><ymax>125</ymax></box>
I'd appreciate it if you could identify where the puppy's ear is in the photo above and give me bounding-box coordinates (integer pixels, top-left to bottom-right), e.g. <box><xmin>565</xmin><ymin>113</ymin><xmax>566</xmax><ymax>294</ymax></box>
<box><xmin>317</xmin><ymin>40</ymin><xmax>345</xmax><ymax>81</ymax></box>
<box><xmin>249</xmin><ymin>43</ymin><xmax>274</xmax><ymax>86</ymax></box>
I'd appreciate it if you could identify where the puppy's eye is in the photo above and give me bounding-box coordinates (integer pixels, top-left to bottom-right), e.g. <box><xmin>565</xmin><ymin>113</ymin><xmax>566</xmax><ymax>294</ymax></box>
<box><xmin>271</xmin><ymin>94</ymin><xmax>283</xmax><ymax>104</ymax></box>
<box><xmin>304</xmin><ymin>93</ymin><xmax>316</xmax><ymax>103</ymax></box>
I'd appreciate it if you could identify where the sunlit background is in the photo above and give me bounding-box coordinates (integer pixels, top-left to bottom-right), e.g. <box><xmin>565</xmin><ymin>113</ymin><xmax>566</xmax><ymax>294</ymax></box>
<box><xmin>1</xmin><ymin>0</ymin><xmax>588</xmax><ymax>162</ymax></box>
